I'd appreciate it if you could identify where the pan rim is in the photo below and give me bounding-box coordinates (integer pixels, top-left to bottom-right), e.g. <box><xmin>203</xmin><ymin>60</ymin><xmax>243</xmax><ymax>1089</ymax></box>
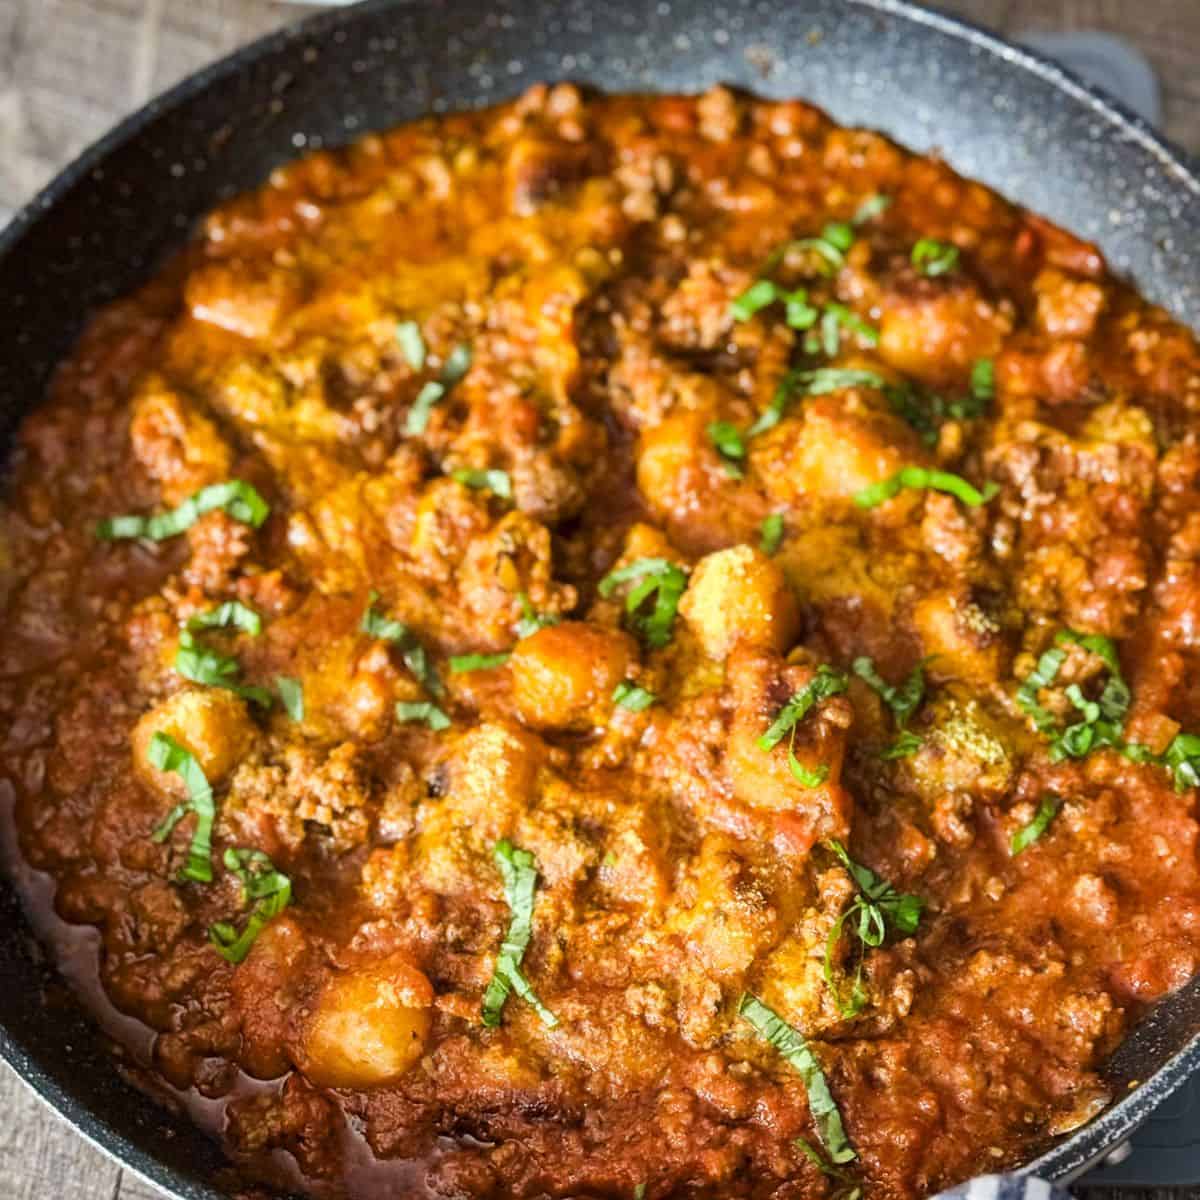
<box><xmin>1</xmin><ymin>1</ymin><xmax>1198</xmax><ymax>1196</ymax></box>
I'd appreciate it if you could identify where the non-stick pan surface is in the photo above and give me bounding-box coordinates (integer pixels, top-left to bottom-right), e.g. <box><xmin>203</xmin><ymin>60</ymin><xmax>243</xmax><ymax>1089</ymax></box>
<box><xmin>1</xmin><ymin>2</ymin><xmax>1199</xmax><ymax>1197</ymax></box>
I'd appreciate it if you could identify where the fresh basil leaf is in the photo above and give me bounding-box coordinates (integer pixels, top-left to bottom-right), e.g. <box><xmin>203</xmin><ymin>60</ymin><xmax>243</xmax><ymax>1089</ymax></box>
<box><xmin>210</xmin><ymin>846</ymin><xmax>291</xmax><ymax>964</ymax></box>
<box><xmin>598</xmin><ymin>558</ymin><xmax>688</xmax><ymax>650</ymax></box>
<box><xmin>706</xmin><ymin>421</ymin><xmax>747</xmax><ymax>478</ymax></box>
<box><xmin>452</xmin><ymin>468</ymin><xmax>513</xmax><ymax>499</ymax></box>
<box><xmin>395</xmin><ymin>700</ymin><xmax>451</xmax><ymax>731</ymax></box>
<box><xmin>852</xmin><ymin>656</ymin><xmax>926</xmax><ymax>728</ymax></box>
<box><xmin>970</xmin><ymin>358</ymin><xmax>995</xmax><ymax>402</ymax></box>
<box><xmin>275</xmin><ymin>676</ymin><xmax>304</xmax><ymax>721</ymax></box>
<box><xmin>758</xmin><ymin>665</ymin><xmax>848</xmax><ymax>751</ymax></box>
<box><xmin>175</xmin><ymin>630</ymin><xmax>272</xmax><ymax>707</ymax></box>
<box><xmin>739</xmin><ymin>994</ymin><xmax>855</xmax><ymax>1164</ymax></box>
<box><xmin>396</xmin><ymin>320</ymin><xmax>426</xmax><ymax>370</ymax></box>
<box><xmin>748</xmin><ymin>367</ymin><xmax>887</xmax><ymax>437</ymax></box>
<box><xmin>851</xmin><ymin>194</ymin><xmax>891</xmax><ymax>225</ymax></box>
<box><xmin>760</xmin><ymin>512</ymin><xmax>785</xmax><ymax>556</ymax></box>
<box><xmin>98</xmin><ymin>480</ymin><xmax>269</xmax><ymax>541</ymax></box>
<box><xmin>1010</xmin><ymin>794</ymin><xmax>1061</xmax><ymax>855</ymax></box>
<box><xmin>911</xmin><ymin>238</ymin><xmax>960</xmax><ymax>277</ymax></box>
<box><xmin>361</xmin><ymin>592</ymin><xmax>444</xmax><ymax>697</ymax></box>
<box><xmin>854</xmin><ymin>465</ymin><xmax>998</xmax><ymax>509</ymax></box>
<box><xmin>450</xmin><ymin>652</ymin><xmax>511</xmax><ymax>673</ymax></box>
<box><xmin>881</xmin><ymin>730</ymin><xmax>923</xmax><ymax>759</ymax></box>
<box><xmin>148</xmin><ymin>732</ymin><xmax>216</xmax><ymax>884</ymax></box>
<box><xmin>730</xmin><ymin>279</ymin><xmax>779</xmax><ymax>321</ymax></box>
<box><xmin>482</xmin><ymin>840</ymin><xmax>558</xmax><ymax>1028</ymax></box>
<box><xmin>515</xmin><ymin>592</ymin><xmax>561</xmax><ymax>640</ymax></box>
<box><xmin>613</xmin><ymin>680</ymin><xmax>657</xmax><ymax>711</ymax></box>
<box><xmin>187</xmin><ymin>600</ymin><xmax>263</xmax><ymax>637</ymax></box>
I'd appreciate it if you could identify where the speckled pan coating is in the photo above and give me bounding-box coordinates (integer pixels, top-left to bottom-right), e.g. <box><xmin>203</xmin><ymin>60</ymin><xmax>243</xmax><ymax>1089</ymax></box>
<box><xmin>0</xmin><ymin>2</ymin><xmax>1198</xmax><ymax>1198</ymax></box>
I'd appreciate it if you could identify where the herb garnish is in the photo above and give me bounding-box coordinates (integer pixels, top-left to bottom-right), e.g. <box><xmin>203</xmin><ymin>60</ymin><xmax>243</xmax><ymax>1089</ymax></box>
<box><xmin>450</xmin><ymin>652</ymin><xmax>511</xmax><ymax>673</ymax></box>
<box><xmin>852</xmin><ymin>193</ymin><xmax>891</xmax><ymax>225</ymax></box>
<box><xmin>405</xmin><ymin>343</ymin><xmax>473</xmax><ymax>435</ymax></box>
<box><xmin>598</xmin><ymin>558</ymin><xmax>689</xmax><ymax>649</ymax></box>
<box><xmin>808</xmin><ymin>303</ymin><xmax>879</xmax><ymax>359</ymax></box>
<box><xmin>396</xmin><ymin>320</ymin><xmax>426</xmax><ymax>370</ymax></box>
<box><xmin>760</xmin><ymin>513</ymin><xmax>785</xmax><ymax>557</ymax></box>
<box><xmin>209</xmin><ymin>848</ymin><xmax>292</xmax><ymax>963</ymax></box>
<box><xmin>187</xmin><ymin>600</ymin><xmax>262</xmax><ymax>637</ymax></box>
<box><xmin>795</xmin><ymin>1139</ymin><xmax>862</xmax><ymax>1200</ymax></box>
<box><xmin>706</xmin><ymin>421</ymin><xmax>747</xmax><ymax>478</ymax></box>
<box><xmin>786</xmin><ymin>221</ymin><xmax>856</xmax><ymax>275</ymax></box>
<box><xmin>515</xmin><ymin>592</ymin><xmax>560</xmax><ymax>640</ymax></box>
<box><xmin>361</xmin><ymin>592</ymin><xmax>444</xmax><ymax>697</ymax></box>
<box><xmin>1010</xmin><ymin>795</ymin><xmax>1061</xmax><ymax>856</ymax></box>
<box><xmin>175</xmin><ymin>630</ymin><xmax>272</xmax><ymax>707</ymax></box>
<box><xmin>970</xmin><ymin>358</ymin><xmax>995</xmax><ymax>403</ymax></box>
<box><xmin>395</xmin><ymin>700</ymin><xmax>451</xmax><ymax>731</ymax></box>
<box><xmin>824</xmin><ymin>840</ymin><xmax>923</xmax><ymax>1017</ymax></box>
<box><xmin>613</xmin><ymin>680</ymin><xmax>657</xmax><ymax>712</ymax></box>
<box><xmin>97</xmin><ymin>480</ymin><xmax>270</xmax><ymax>541</ymax></box>
<box><xmin>853</xmin><ymin>465</ymin><xmax>998</xmax><ymax>509</ymax></box>
<box><xmin>452</xmin><ymin>468</ymin><xmax>512</xmax><ymax>498</ymax></box>
<box><xmin>758</xmin><ymin>665</ymin><xmax>848</xmax><ymax>752</ymax></box>
<box><xmin>481</xmin><ymin>841</ymin><xmax>558</xmax><ymax>1028</ymax></box>
<box><xmin>148</xmin><ymin>732</ymin><xmax>216</xmax><ymax>884</ymax></box>
<box><xmin>276</xmin><ymin>676</ymin><xmax>304</xmax><ymax>721</ymax></box>
<box><xmin>748</xmin><ymin>368</ymin><xmax>887</xmax><ymax>437</ymax></box>
<box><xmin>911</xmin><ymin>238</ymin><xmax>960</xmax><ymax>277</ymax></box>
<box><xmin>738</xmin><ymin>993</ymin><xmax>855</xmax><ymax>1164</ymax></box>
<box><xmin>730</xmin><ymin>279</ymin><xmax>780</xmax><ymax>322</ymax></box>
<box><xmin>852</xmin><ymin>656</ymin><xmax>927</xmax><ymax>755</ymax></box>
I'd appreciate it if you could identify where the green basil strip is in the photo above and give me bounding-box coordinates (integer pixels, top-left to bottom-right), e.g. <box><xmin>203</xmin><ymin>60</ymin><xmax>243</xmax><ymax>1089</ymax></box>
<box><xmin>1010</xmin><ymin>794</ymin><xmax>1061</xmax><ymax>855</ymax></box>
<box><xmin>760</xmin><ymin>513</ymin><xmax>785</xmax><ymax>556</ymax></box>
<box><xmin>851</xmin><ymin>193</ymin><xmax>891</xmax><ymax>225</ymax></box>
<box><xmin>598</xmin><ymin>558</ymin><xmax>688</xmax><ymax>650</ymax></box>
<box><xmin>187</xmin><ymin>600</ymin><xmax>263</xmax><ymax>637</ymax></box>
<box><xmin>452</xmin><ymin>468</ymin><xmax>513</xmax><ymax>499</ymax></box>
<box><xmin>98</xmin><ymin>479</ymin><xmax>270</xmax><ymax>541</ymax></box>
<box><xmin>853</xmin><ymin>465</ymin><xmax>998</xmax><ymax>509</ymax></box>
<box><xmin>209</xmin><ymin>847</ymin><xmax>292</xmax><ymax>963</ymax></box>
<box><xmin>450</xmin><ymin>652</ymin><xmax>511</xmax><ymax>673</ymax></box>
<box><xmin>758</xmin><ymin>665</ymin><xmax>848</xmax><ymax>752</ymax></box>
<box><xmin>852</xmin><ymin>656</ymin><xmax>926</xmax><ymax>728</ymax></box>
<box><xmin>738</xmin><ymin>993</ymin><xmax>855</xmax><ymax>1164</ymax></box>
<box><xmin>748</xmin><ymin>368</ymin><xmax>887</xmax><ymax>437</ymax></box>
<box><xmin>730</xmin><ymin>279</ymin><xmax>779</xmax><ymax>321</ymax></box>
<box><xmin>911</xmin><ymin>238</ymin><xmax>960</xmax><ymax>277</ymax></box>
<box><xmin>515</xmin><ymin>592</ymin><xmax>561</xmax><ymax>640</ymax></box>
<box><xmin>174</xmin><ymin>630</ymin><xmax>273</xmax><ymax>707</ymax></box>
<box><xmin>613</xmin><ymin>680</ymin><xmax>658</xmax><ymax>712</ymax></box>
<box><xmin>405</xmin><ymin>342</ymin><xmax>472</xmax><ymax>435</ymax></box>
<box><xmin>360</xmin><ymin>592</ymin><xmax>444</xmax><ymax>698</ymax></box>
<box><xmin>482</xmin><ymin>841</ymin><xmax>558</xmax><ymax>1028</ymax></box>
<box><xmin>276</xmin><ymin>676</ymin><xmax>304</xmax><ymax>721</ymax></box>
<box><xmin>706</xmin><ymin>421</ymin><xmax>747</xmax><ymax>478</ymax></box>
<box><xmin>395</xmin><ymin>700</ymin><xmax>451</xmax><ymax>731</ymax></box>
<box><xmin>396</xmin><ymin>320</ymin><xmax>426</xmax><ymax>370</ymax></box>
<box><xmin>149</xmin><ymin>732</ymin><xmax>216</xmax><ymax>884</ymax></box>
<box><xmin>970</xmin><ymin>358</ymin><xmax>995</xmax><ymax>402</ymax></box>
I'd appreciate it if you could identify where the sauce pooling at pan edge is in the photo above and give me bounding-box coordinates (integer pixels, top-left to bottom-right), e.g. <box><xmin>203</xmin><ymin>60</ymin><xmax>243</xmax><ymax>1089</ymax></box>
<box><xmin>4</xmin><ymin>81</ymin><xmax>1200</xmax><ymax>1200</ymax></box>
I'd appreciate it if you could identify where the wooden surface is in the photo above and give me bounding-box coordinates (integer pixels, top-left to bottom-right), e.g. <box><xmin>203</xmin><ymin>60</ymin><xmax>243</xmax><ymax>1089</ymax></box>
<box><xmin>0</xmin><ymin>1</ymin><xmax>1198</xmax><ymax>1197</ymax></box>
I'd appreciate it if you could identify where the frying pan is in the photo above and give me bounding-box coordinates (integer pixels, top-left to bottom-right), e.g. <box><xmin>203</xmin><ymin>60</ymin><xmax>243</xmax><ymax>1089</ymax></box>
<box><xmin>2</xmin><ymin>1</ymin><xmax>1199</xmax><ymax>1196</ymax></box>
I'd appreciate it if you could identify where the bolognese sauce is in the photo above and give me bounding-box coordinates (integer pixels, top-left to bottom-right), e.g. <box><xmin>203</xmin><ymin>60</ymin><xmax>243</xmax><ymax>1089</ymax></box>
<box><xmin>3</xmin><ymin>83</ymin><xmax>1200</xmax><ymax>1199</ymax></box>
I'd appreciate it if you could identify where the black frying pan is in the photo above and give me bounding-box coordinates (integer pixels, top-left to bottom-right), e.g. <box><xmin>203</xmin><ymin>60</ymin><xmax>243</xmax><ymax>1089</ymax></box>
<box><xmin>2</xmin><ymin>2</ymin><xmax>1199</xmax><ymax>1196</ymax></box>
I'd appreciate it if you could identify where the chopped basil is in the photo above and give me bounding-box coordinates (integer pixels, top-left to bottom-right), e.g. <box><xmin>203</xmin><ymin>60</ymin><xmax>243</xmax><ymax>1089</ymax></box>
<box><xmin>276</xmin><ymin>676</ymin><xmax>304</xmax><ymax>721</ymax></box>
<box><xmin>97</xmin><ymin>479</ymin><xmax>269</xmax><ymax>541</ymax></box>
<box><xmin>1010</xmin><ymin>795</ymin><xmax>1061</xmax><ymax>856</ymax></box>
<box><xmin>760</xmin><ymin>512</ymin><xmax>785</xmax><ymax>557</ymax></box>
<box><xmin>795</xmin><ymin>1139</ymin><xmax>863</xmax><ymax>1200</ymax></box>
<box><xmin>361</xmin><ymin>592</ymin><xmax>444</xmax><ymax>698</ymax></box>
<box><xmin>405</xmin><ymin>342</ymin><xmax>472</xmax><ymax>435</ymax></box>
<box><xmin>515</xmin><ymin>592</ymin><xmax>560</xmax><ymax>640</ymax></box>
<box><xmin>738</xmin><ymin>993</ymin><xmax>855</xmax><ymax>1164</ymax></box>
<box><xmin>854</xmin><ymin>465</ymin><xmax>998</xmax><ymax>509</ymax></box>
<box><xmin>816</xmin><ymin>303</ymin><xmax>879</xmax><ymax>358</ymax></box>
<box><xmin>706</xmin><ymin>421</ymin><xmax>747</xmax><ymax>478</ymax></box>
<box><xmin>788</xmin><ymin>221</ymin><xmax>856</xmax><ymax>275</ymax></box>
<box><xmin>187</xmin><ymin>600</ymin><xmax>263</xmax><ymax>637</ymax></box>
<box><xmin>175</xmin><ymin>630</ymin><xmax>272</xmax><ymax>707</ymax></box>
<box><xmin>482</xmin><ymin>840</ymin><xmax>558</xmax><ymax>1028</ymax></box>
<box><xmin>450</xmin><ymin>652</ymin><xmax>511</xmax><ymax>673</ymax></box>
<box><xmin>148</xmin><ymin>732</ymin><xmax>216</xmax><ymax>885</ymax></box>
<box><xmin>911</xmin><ymin>238</ymin><xmax>960</xmax><ymax>277</ymax></box>
<box><xmin>748</xmin><ymin>368</ymin><xmax>887</xmax><ymax>437</ymax></box>
<box><xmin>881</xmin><ymin>730</ymin><xmax>924</xmax><ymax>759</ymax></box>
<box><xmin>970</xmin><ymin>358</ymin><xmax>995</xmax><ymax>402</ymax></box>
<box><xmin>613</xmin><ymin>680</ymin><xmax>657</xmax><ymax>711</ymax></box>
<box><xmin>452</xmin><ymin>468</ymin><xmax>513</xmax><ymax>499</ymax></box>
<box><xmin>209</xmin><ymin>847</ymin><xmax>292</xmax><ymax>963</ymax></box>
<box><xmin>759</xmin><ymin>665</ymin><xmax>848</xmax><ymax>751</ymax></box>
<box><xmin>395</xmin><ymin>700</ymin><xmax>451</xmax><ymax>731</ymax></box>
<box><xmin>823</xmin><ymin>840</ymin><xmax>923</xmax><ymax>1016</ymax></box>
<box><xmin>396</xmin><ymin>320</ymin><xmax>427</xmax><ymax>370</ymax></box>
<box><xmin>598</xmin><ymin>557</ymin><xmax>688</xmax><ymax>650</ymax></box>
<box><xmin>788</xmin><ymin>745</ymin><xmax>830</xmax><ymax>788</ymax></box>
<box><xmin>852</xmin><ymin>656</ymin><xmax>926</xmax><ymax>729</ymax></box>
<box><xmin>852</xmin><ymin>193</ymin><xmax>891</xmax><ymax>225</ymax></box>
<box><xmin>633</xmin><ymin>1186</ymin><xmax>647</xmax><ymax>1200</ymax></box>
<box><xmin>1016</xmin><ymin>644</ymin><xmax>1068</xmax><ymax>734</ymax></box>
<box><xmin>1165</xmin><ymin>734</ymin><xmax>1200</xmax><ymax>791</ymax></box>
<box><xmin>730</xmin><ymin>279</ymin><xmax>779</xmax><ymax>321</ymax></box>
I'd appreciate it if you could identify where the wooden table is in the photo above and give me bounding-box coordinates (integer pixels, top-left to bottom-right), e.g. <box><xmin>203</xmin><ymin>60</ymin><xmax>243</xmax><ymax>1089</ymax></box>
<box><xmin>0</xmin><ymin>1</ymin><xmax>1197</xmax><ymax>1197</ymax></box>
